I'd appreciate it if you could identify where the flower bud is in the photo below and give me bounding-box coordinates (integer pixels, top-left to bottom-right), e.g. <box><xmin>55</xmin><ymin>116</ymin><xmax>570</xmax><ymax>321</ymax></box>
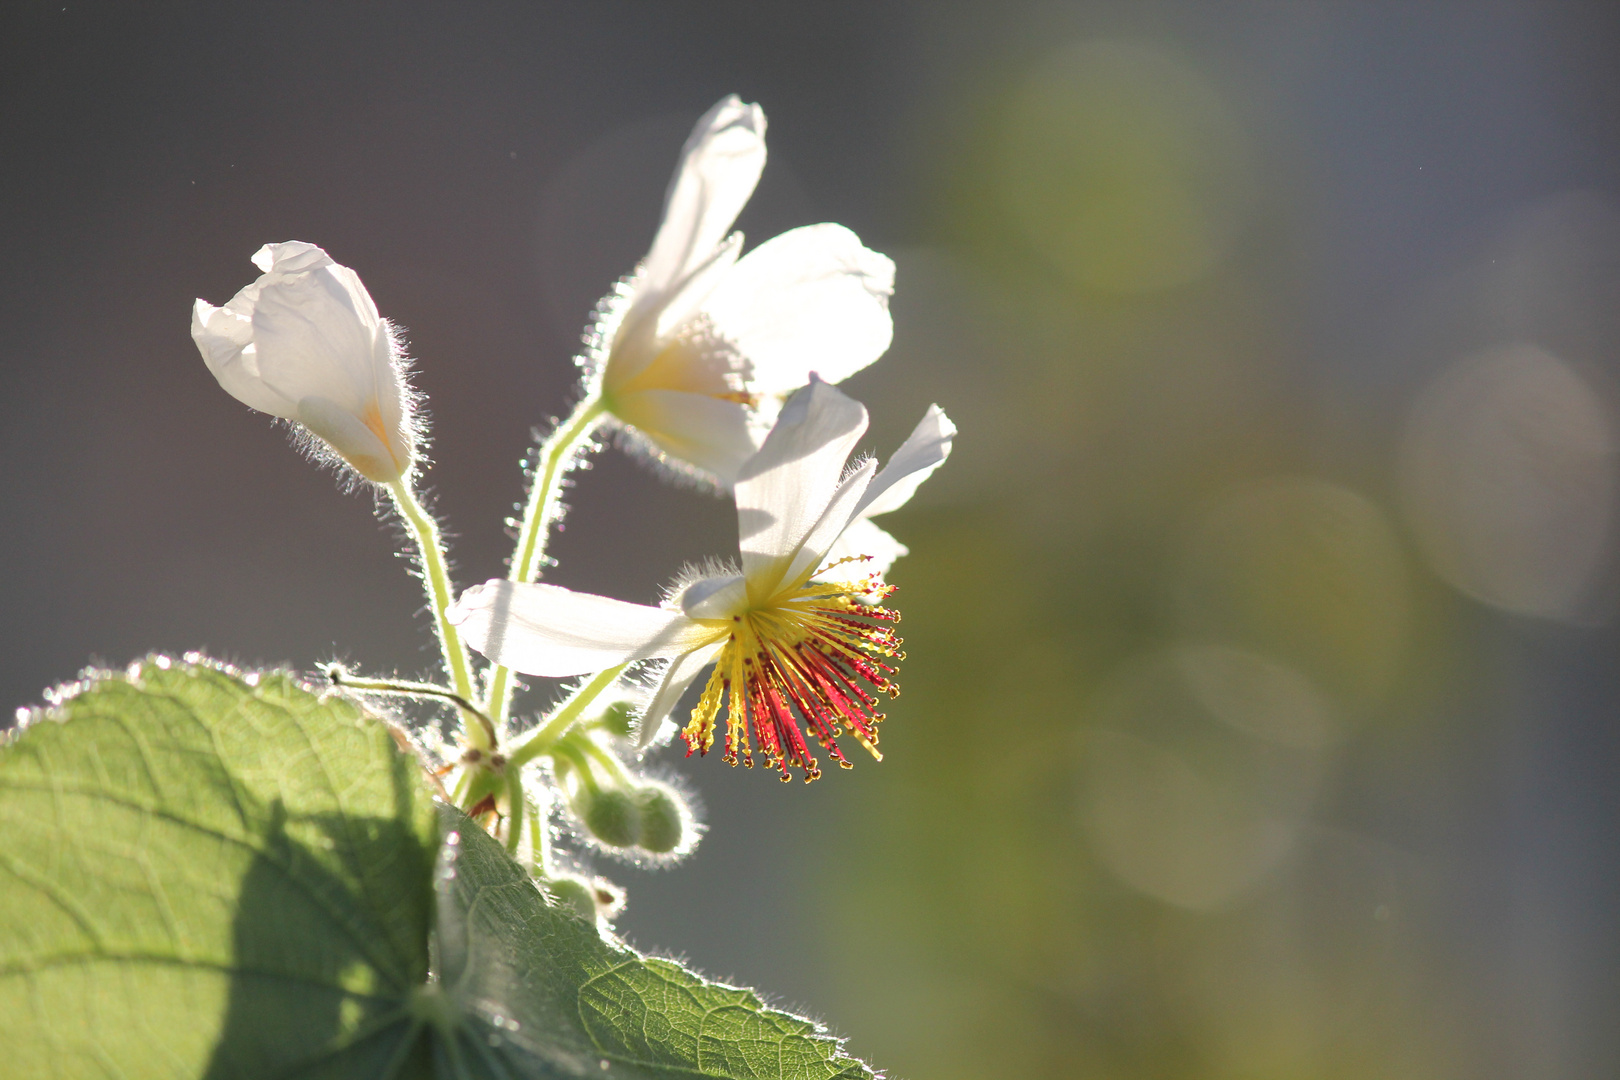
<box><xmin>192</xmin><ymin>241</ymin><xmax>417</xmax><ymax>483</ymax></box>
<box><xmin>543</xmin><ymin>873</ymin><xmax>624</xmax><ymax>926</ymax></box>
<box><xmin>594</xmin><ymin>699</ymin><xmax>637</xmax><ymax>738</ymax></box>
<box><xmin>577</xmin><ymin>787</ymin><xmax>641</xmax><ymax>848</ymax></box>
<box><xmin>633</xmin><ymin>783</ymin><xmax>687</xmax><ymax>854</ymax></box>
<box><xmin>544</xmin><ymin>874</ymin><xmax>600</xmax><ymax>922</ymax></box>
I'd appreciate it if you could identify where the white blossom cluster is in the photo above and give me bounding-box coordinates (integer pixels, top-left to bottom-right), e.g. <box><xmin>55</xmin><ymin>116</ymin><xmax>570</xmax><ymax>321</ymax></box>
<box><xmin>192</xmin><ymin>96</ymin><xmax>955</xmax><ymax>923</ymax></box>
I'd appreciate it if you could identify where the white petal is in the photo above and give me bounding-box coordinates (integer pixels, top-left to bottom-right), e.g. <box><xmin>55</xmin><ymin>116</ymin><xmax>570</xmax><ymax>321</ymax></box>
<box><xmin>297</xmin><ymin>395</ymin><xmax>402</xmax><ymax>483</ymax></box>
<box><xmin>703</xmin><ymin>224</ymin><xmax>895</xmax><ymax>393</ymax></box>
<box><xmin>253</xmin><ymin>240</ymin><xmax>336</xmax><ymax>276</ymax></box>
<box><xmin>641</xmin><ymin>96</ymin><xmax>766</xmax><ymax>300</ymax></box>
<box><xmin>447</xmin><ymin>580</ymin><xmax>714</xmax><ymax>677</ymax></box>
<box><xmin>781</xmin><ymin>457</ymin><xmax>876</xmax><ymax>590</ymax></box>
<box><xmin>819</xmin><ymin>516</ymin><xmax>910</xmax><ymax>582</ymax></box>
<box><xmin>652</xmin><ymin>231</ymin><xmax>742</xmax><ymax>342</ymax></box>
<box><xmin>636</xmin><ymin>639</ymin><xmax>725</xmax><ymax>749</ymax></box>
<box><xmin>610</xmin><ymin>388</ymin><xmax>758</xmax><ymax>485</ymax></box>
<box><xmin>192</xmin><ymin>299</ymin><xmax>298</xmax><ymax>418</ymax></box>
<box><xmin>734</xmin><ymin>381</ymin><xmax>868</xmax><ymax>595</ymax></box>
<box><xmin>855</xmin><ymin>404</ymin><xmax>957</xmax><ymax>519</ymax></box>
<box><xmin>252</xmin><ymin>263</ymin><xmax>384</xmax><ymax>413</ymax></box>
<box><xmin>608</xmin><ymin>234</ymin><xmax>744</xmax><ymax>390</ymax></box>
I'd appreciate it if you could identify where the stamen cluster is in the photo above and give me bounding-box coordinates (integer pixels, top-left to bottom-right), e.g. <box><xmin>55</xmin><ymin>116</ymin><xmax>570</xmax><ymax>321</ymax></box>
<box><xmin>686</xmin><ymin>574</ymin><xmax>903</xmax><ymax>781</ymax></box>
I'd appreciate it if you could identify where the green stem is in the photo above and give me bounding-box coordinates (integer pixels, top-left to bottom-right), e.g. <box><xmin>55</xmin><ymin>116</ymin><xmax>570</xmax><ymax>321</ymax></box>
<box><xmin>528</xmin><ymin>787</ymin><xmax>552</xmax><ymax>876</ymax></box>
<box><xmin>324</xmin><ymin>668</ymin><xmax>497</xmax><ymax>748</ymax></box>
<box><xmin>506</xmin><ymin>664</ymin><xmax>626</xmax><ymax>769</ymax></box>
<box><xmin>552</xmin><ymin>743</ymin><xmax>596</xmax><ymax>792</ymax></box>
<box><xmin>486</xmin><ymin>396</ymin><xmax>607</xmax><ymax>725</ymax></box>
<box><xmin>570</xmin><ymin>730</ymin><xmax>636</xmax><ymax>787</ymax></box>
<box><xmin>386</xmin><ymin>480</ymin><xmax>485</xmax><ymax>748</ymax></box>
<box><xmin>504</xmin><ymin>768</ymin><xmax>526</xmax><ymax>855</ymax></box>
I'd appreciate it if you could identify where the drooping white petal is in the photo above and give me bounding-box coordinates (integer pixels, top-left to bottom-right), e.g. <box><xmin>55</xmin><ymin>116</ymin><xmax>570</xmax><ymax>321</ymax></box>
<box><xmin>447</xmin><ymin>580</ymin><xmax>714</xmax><ymax>677</ymax></box>
<box><xmin>640</xmin><ymin>96</ymin><xmax>766</xmax><ymax>301</ymax></box>
<box><xmin>734</xmin><ymin>380</ymin><xmax>869</xmax><ymax>595</ymax></box>
<box><xmin>191</xmin><ymin>299</ymin><xmax>298</xmax><ymax>417</ymax></box>
<box><xmin>819</xmin><ymin>516</ymin><xmax>910</xmax><ymax>582</ymax></box>
<box><xmin>610</xmin><ymin>388</ymin><xmax>758</xmax><ymax>485</ymax></box>
<box><xmin>855</xmin><ymin>404</ymin><xmax>957</xmax><ymax>519</ymax></box>
<box><xmin>637</xmin><ymin>639</ymin><xmax>725</xmax><ymax>749</ymax></box>
<box><xmin>703</xmin><ymin>223</ymin><xmax>895</xmax><ymax>394</ymax></box>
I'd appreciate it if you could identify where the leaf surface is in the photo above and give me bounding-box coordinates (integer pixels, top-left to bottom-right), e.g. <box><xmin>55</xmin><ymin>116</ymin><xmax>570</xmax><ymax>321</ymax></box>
<box><xmin>0</xmin><ymin>659</ymin><xmax>875</xmax><ymax>1080</ymax></box>
<box><xmin>430</xmin><ymin>805</ymin><xmax>875</xmax><ymax>1079</ymax></box>
<box><xmin>0</xmin><ymin>658</ymin><xmax>439</xmax><ymax>1078</ymax></box>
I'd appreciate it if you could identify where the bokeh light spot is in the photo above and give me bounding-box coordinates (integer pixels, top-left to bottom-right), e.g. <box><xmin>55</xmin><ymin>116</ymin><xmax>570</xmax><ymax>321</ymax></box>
<box><xmin>996</xmin><ymin>40</ymin><xmax>1253</xmax><ymax>294</ymax></box>
<box><xmin>1079</xmin><ymin>647</ymin><xmax>1334</xmax><ymax>909</ymax></box>
<box><xmin>1175</xmin><ymin>478</ymin><xmax>1410</xmax><ymax>701</ymax></box>
<box><xmin>1399</xmin><ymin>342</ymin><xmax>1618</xmax><ymax>622</ymax></box>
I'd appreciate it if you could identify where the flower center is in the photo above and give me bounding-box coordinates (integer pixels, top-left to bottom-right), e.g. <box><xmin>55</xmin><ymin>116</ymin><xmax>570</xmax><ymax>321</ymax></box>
<box><xmin>681</xmin><ymin>572</ymin><xmax>902</xmax><ymax>782</ymax></box>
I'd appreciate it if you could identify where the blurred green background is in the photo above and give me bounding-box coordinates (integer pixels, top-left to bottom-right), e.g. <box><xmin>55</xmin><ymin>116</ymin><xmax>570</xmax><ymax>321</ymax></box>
<box><xmin>3</xmin><ymin>3</ymin><xmax>1618</xmax><ymax>1078</ymax></box>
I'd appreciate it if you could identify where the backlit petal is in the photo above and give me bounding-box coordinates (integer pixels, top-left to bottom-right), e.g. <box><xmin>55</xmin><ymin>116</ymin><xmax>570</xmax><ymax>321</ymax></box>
<box><xmin>611</xmin><ymin>388</ymin><xmax>758</xmax><ymax>486</ymax></box>
<box><xmin>652</xmin><ymin>232</ymin><xmax>743</xmax><ymax>343</ymax></box>
<box><xmin>781</xmin><ymin>457</ymin><xmax>876</xmax><ymax>592</ymax></box>
<box><xmin>734</xmin><ymin>381</ymin><xmax>869</xmax><ymax>595</ymax></box>
<box><xmin>447</xmin><ymin>580</ymin><xmax>713</xmax><ymax>677</ymax></box>
<box><xmin>252</xmin><ymin>262</ymin><xmax>383</xmax><ymax>413</ymax></box>
<box><xmin>856</xmin><ymin>404</ymin><xmax>957</xmax><ymax>519</ymax></box>
<box><xmin>641</xmin><ymin>96</ymin><xmax>766</xmax><ymax>300</ymax></box>
<box><xmin>703</xmin><ymin>223</ymin><xmax>895</xmax><ymax>394</ymax></box>
<box><xmin>296</xmin><ymin>395</ymin><xmax>401</xmax><ymax>483</ymax></box>
<box><xmin>679</xmin><ymin>573</ymin><xmax>749</xmax><ymax>620</ymax></box>
<box><xmin>637</xmin><ymin>639</ymin><xmax>726</xmax><ymax>749</ymax></box>
<box><xmin>192</xmin><ymin>299</ymin><xmax>298</xmax><ymax>418</ymax></box>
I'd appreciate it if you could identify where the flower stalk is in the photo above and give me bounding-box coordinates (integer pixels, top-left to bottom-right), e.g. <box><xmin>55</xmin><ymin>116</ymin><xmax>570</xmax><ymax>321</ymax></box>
<box><xmin>505</xmin><ymin>663</ymin><xmax>627</xmax><ymax>769</ymax></box>
<box><xmin>386</xmin><ymin>479</ymin><xmax>486</xmax><ymax>748</ymax></box>
<box><xmin>486</xmin><ymin>396</ymin><xmax>607</xmax><ymax>726</ymax></box>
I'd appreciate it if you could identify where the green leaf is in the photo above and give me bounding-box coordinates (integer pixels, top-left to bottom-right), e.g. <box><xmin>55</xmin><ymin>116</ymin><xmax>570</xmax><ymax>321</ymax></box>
<box><xmin>0</xmin><ymin>658</ymin><xmax>876</xmax><ymax>1080</ymax></box>
<box><xmin>0</xmin><ymin>657</ymin><xmax>440</xmax><ymax>1078</ymax></box>
<box><xmin>427</xmin><ymin>804</ymin><xmax>875</xmax><ymax>1080</ymax></box>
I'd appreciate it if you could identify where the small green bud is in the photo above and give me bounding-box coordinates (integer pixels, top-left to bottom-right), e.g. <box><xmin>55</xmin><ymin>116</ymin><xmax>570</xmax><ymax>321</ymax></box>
<box><xmin>580</xmin><ymin>787</ymin><xmax>641</xmax><ymax>848</ymax></box>
<box><xmin>545</xmin><ymin>874</ymin><xmax>599</xmax><ymax>922</ymax></box>
<box><xmin>595</xmin><ymin>700</ymin><xmax>637</xmax><ymax>738</ymax></box>
<box><xmin>633</xmin><ymin>783</ymin><xmax>686</xmax><ymax>854</ymax></box>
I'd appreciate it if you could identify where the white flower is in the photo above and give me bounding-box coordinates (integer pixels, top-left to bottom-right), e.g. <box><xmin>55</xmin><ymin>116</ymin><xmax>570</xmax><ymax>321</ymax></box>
<box><xmin>591</xmin><ymin>95</ymin><xmax>896</xmax><ymax>486</ymax></box>
<box><xmin>448</xmin><ymin>381</ymin><xmax>954</xmax><ymax>779</ymax></box>
<box><xmin>192</xmin><ymin>241</ymin><xmax>417</xmax><ymax>483</ymax></box>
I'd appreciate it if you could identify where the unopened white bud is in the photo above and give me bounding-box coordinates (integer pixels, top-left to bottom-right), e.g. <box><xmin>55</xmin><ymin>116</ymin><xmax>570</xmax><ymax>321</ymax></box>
<box><xmin>192</xmin><ymin>241</ymin><xmax>417</xmax><ymax>483</ymax></box>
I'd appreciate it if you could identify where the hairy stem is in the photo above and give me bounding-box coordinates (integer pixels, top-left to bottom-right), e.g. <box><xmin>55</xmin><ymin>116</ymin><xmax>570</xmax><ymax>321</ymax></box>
<box><xmin>486</xmin><ymin>396</ymin><xmax>607</xmax><ymax>725</ymax></box>
<box><xmin>386</xmin><ymin>480</ymin><xmax>486</xmax><ymax>749</ymax></box>
<box><xmin>505</xmin><ymin>664</ymin><xmax>627</xmax><ymax>769</ymax></box>
<box><xmin>324</xmin><ymin>667</ymin><xmax>497</xmax><ymax>748</ymax></box>
<box><xmin>571</xmin><ymin>730</ymin><xmax>636</xmax><ymax>787</ymax></box>
<box><xmin>504</xmin><ymin>768</ymin><xmax>526</xmax><ymax>855</ymax></box>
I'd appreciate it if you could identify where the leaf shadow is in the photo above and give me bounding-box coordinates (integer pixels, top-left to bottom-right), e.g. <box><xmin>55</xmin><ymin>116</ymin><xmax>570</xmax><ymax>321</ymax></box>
<box><xmin>202</xmin><ymin>794</ymin><xmax>436</xmax><ymax>1080</ymax></box>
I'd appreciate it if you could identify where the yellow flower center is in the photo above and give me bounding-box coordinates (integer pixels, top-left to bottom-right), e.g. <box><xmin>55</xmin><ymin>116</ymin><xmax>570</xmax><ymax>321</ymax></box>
<box><xmin>682</xmin><ymin>571</ymin><xmax>902</xmax><ymax>782</ymax></box>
